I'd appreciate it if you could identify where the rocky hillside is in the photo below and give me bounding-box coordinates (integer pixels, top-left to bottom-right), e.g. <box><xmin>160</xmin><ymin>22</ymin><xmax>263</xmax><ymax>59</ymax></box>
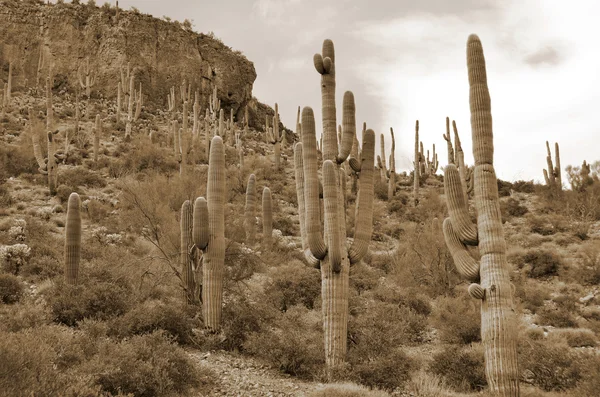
<box><xmin>0</xmin><ymin>0</ymin><xmax>259</xmax><ymax>122</ymax></box>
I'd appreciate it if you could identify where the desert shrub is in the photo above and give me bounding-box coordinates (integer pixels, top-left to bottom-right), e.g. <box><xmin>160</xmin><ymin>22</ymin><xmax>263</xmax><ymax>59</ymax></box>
<box><xmin>557</xmin><ymin>329</ymin><xmax>597</xmax><ymax>347</ymax></box>
<box><xmin>244</xmin><ymin>306</ymin><xmax>324</xmax><ymax>378</ymax></box>
<box><xmin>349</xmin><ymin>262</ymin><xmax>382</xmax><ymax>295</ymax></box>
<box><xmin>535</xmin><ymin>306</ymin><xmax>578</xmax><ymax>328</ymax></box>
<box><xmin>0</xmin><ymin>301</ymin><xmax>49</xmax><ymax>332</ymax></box>
<box><xmin>512</xmin><ymin>180</ymin><xmax>535</xmax><ymax>193</ymax></box>
<box><xmin>217</xmin><ymin>296</ymin><xmax>274</xmax><ymax>352</ymax></box>
<box><xmin>430</xmin><ymin>295</ymin><xmax>480</xmax><ymax>344</ymax></box>
<box><xmin>497</xmin><ymin>178</ymin><xmax>513</xmax><ymax>197</ymax></box>
<box><xmin>47</xmin><ymin>274</ymin><xmax>133</xmax><ymax>326</ymax></box>
<box><xmin>575</xmin><ymin>241</ymin><xmax>600</xmax><ymax>285</ymax></box>
<box><xmin>0</xmin><ymin>273</ymin><xmax>24</xmax><ymax>304</ymax></box>
<box><xmin>0</xmin><ymin>142</ymin><xmax>38</xmax><ymax>179</ymax></box>
<box><xmin>109</xmin><ymin>300</ymin><xmax>200</xmax><ymax>345</ymax></box>
<box><xmin>515</xmin><ymin>281</ymin><xmax>550</xmax><ymax>313</ymax></box>
<box><xmin>428</xmin><ymin>345</ymin><xmax>487</xmax><ymax>392</ymax></box>
<box><xmin>309</xmin><ymin>383</ymin><xmax>390</xmax><ymax>397</ymax></box>
<box><xmin>59</xmin><ymin>166</ymin><xmax>107</xmax><ymax>188</ymax></box>
<box><xmin>513</xmin><ymin>248</ymin><xmax>562</xmax><ymax>279</ymax></box>
<box><xmin>577</xmin><ymin>353</ymin><xmax>600</xmax><ymax>397</ymax></box>
<box><xmin>85</xmin><ymin>332</ymin><xmax>215</xmax><ymax>396</ymax></box>
<box><xmin>519</xmin><ymin>340</ymin><xmax>581</xmax><ymax>391</ymax></box>
<box><xmin>350</xmin><ymin>350</ymin><xmax>413</xmax><ymax>392</ymax></box>
<box><xmin>501</xmin><ymin>197</ymin><xmax>528</xmax><ymax>219</ymax></box>
<box><xmin>264</xmin><ymin>262</ymin><xmax>321</xmax><ymax>311</ymax></box>
<box><xmin>0</xmin><ymin>243</ymin><xmax>31</xmax><ymax>274</ymax></box>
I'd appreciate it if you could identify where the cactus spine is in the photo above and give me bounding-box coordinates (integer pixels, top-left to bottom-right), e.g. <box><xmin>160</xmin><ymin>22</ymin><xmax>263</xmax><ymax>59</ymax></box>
<box><xmin>200</xmin><ymin>136</ymin><xmax>226</xmax><ymax>331</ymax></box>
<box><xmin>443</xmin><ymin>35</ymin><xmax>520</xmax><ymax>396</ymax></box>
<box><xmin>262</xmin><ymin>187</ymin><xmax>273</xmax><ymax>241</ymax></box>
<box><xmin>65</xmin><ymin>193</ymin><xmax>81</xmax><ymax>285</ymax></box>
<box><xmin>300</xmin><ymin>39</ymin><xmax>375</xmax><ymax>371</ymax></box>
<box><xmin>543</xmin><ymin>141</ymin><xmax>562</xmax><ymax>190</ymax></box>
<box><xmin>245</xmin><ymin>174</ymin><xmax>257</xmax><ymax>244</ymax></box>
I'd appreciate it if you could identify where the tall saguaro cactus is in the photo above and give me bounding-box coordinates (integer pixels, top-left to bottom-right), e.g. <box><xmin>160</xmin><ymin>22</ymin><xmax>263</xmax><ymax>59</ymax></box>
<box><xmin>65</xmin><ymin>192</ymin><xmax>82</xmax><ymax>285</ymax></box>
<box><xmin>413</xmin><ymin>120</ymin><xmax>420</xmax><ymax>206</ymax></box>
<box><xmin>78</xmin><ymin>57</ymin><xmax>96</xmax><ymax>98</ymax></box>
<box><xmin>387</xmin><ymin>127</ymin><xmax>396</xmax><ymax>199</ymax></box>
<box><xmin>194</xmin><ymin>136</ymin><xmax>226</xmax><ymax>331</ymax></box>
<box><xmin>267</xmin><ymin>103</ymin><xmax>283</xmax><ymax>169</ymax></box>
<box><xmin>442</xmin><ymin>35</ymin><xmax>519</xmax><ymax>396</ymax></box>
<box><xmin>543</xmin><ymin>141</ymin><xmax>562</xmax><ymax>191</ymax></box>
<box><xmin>180</xmin><ymin>200</ymin><xmax>195</xmax><ymax>304</ymax></box>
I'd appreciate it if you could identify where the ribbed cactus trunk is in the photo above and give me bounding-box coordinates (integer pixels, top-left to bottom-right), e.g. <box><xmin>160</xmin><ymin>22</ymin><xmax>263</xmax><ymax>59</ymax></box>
<box><xmin>180</xmin><ymin>200</ymin><xmax>194</xmax><ymax>304</ymax></box>
<box><xmin>245</xmin><ymin>174</ymin><xmax>257</xmax><ymax>244</ymax></box>
<box><xmin>387</xmin><ymin>127</ymin><xmax>396</xmax><ymax>200</ymax></box>
<box><xmin>180</xmin><ymin>101</ymin><xmax>189</xmax><ymax>176</ymax></box>
<box><xmin>94</xmin><ymin>115</ymin><xmax>101</xmax><ymax>163</ymax></box>
<box><xmin>443</xmin><ymin>35</ymin><xmax>520</xmax><ymax>396</ymax></box>
<box><xmin>443</xmin><ymin>117</ymin><xmax>455</xmax><ymax>165</ymax></box>
<box><xmin>262</xmin><ymin>187</ymin><xmax>273</xmax><ymax>242</ymax></box>
<box><xmin>64</xmin><ymin>193</ymin><xmax>81</xmax><ymax>285</ymax></box>
<box><xmin>202</xmin><ymin>136</ymin><xmax>226</xmax><ymax>331</ymax></box>
<box><xmin>413</xmin><ymin>120</ymin><xmax>420</xmax><ymax>206</ymax></box>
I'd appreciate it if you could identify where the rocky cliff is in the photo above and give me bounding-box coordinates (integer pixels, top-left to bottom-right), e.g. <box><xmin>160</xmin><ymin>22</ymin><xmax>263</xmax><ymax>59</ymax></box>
<box><xmin>0</xmin><ymin>0</ymin><xmax>257</xmax><ymax>121</ymax></box>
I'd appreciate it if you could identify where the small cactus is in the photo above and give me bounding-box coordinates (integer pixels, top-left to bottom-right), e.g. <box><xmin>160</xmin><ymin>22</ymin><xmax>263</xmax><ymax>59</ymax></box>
<box><xmin>245</xmin><ymin>174</ymin><xmax>257</xmax><ymax>244</ymax></box>
<box><xmin>262</xmin><ymin>187</ymin><xmax>273</xmax><ymax>241</ymax></box>
<box><xmin>64</xmin><ymin>193</ymin><xmax>81</xmax><ymax>285</ymax></box>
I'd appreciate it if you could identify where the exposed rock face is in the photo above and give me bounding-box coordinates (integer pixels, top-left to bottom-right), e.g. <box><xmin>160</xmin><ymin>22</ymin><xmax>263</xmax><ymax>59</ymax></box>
<box><xmin>0</xmin><ymin>0</ymin><xmax>256</xmax><ymax>118</ymax></box>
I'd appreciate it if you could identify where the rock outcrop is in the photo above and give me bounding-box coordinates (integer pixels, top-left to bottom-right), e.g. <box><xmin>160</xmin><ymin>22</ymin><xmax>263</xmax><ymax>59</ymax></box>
<box><xmin>0</xmin><ymin>0</ymin><xmax>256</xmax><ymax>120</ymax></box>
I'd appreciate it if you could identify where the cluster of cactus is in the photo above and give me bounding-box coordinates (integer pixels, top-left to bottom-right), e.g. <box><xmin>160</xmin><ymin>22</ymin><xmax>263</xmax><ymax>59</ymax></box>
<box><xmin>543</xmin><ymin>141</ymin><xmax>562</xmax><ymax>190</ymax></box>
<box><xmin>374</xmin><ymin>128</ymin><xmax>397</xmax><ymax>199</ymax></box>
<box><xmin>442</xmin><ymin>34</ymin><xmax>520</xmax><ymax>395</ymax></box>
<box><xmin>64</xmin><ymin>192</ymin><xmax>82</xmax><ymax>285</ymax></box>
<box><xmin>294</xmin><ymin>39</ymin><xmax>375</xmax><ymax>371</ymax></box>
<box><xmin>413</xmin><ymin>120</ymin><xmax>441</xmax><ymax>204</ymax></box>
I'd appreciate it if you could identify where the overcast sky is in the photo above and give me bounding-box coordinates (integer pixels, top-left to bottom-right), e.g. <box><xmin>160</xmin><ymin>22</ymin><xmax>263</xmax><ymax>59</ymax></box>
<box><xmin>109</xmin><ymin>0</ymin><xmax>599</xmax><ymax>183</ymax></box>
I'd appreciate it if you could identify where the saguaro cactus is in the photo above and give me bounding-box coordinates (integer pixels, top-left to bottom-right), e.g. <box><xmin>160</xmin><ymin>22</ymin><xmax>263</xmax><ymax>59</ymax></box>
<box><xmin>267</xmin><ymin>103</ymin><xmax>284</xmax><ymax>169</ymax></box>
<box><xmin>194</xmin><ymin>136</ymin><xmax>226</xmax><ymax>330</ymax></box>
<box><xmin>443</xmin><ymin>117</ymin><xmax>455</xmax><ymax>165</ymax></box>
<box><xmin>442</xmin><ymin>35</ymin><xmax>520</xmax><ymax>396</ymax></box>
<box><xmin>453</xmin><ymin>121</ymin><xmax>468</xmax><ymax>200</ymax></box>
<box><xmin>78</xmin><ymin>57</ymin><xmax>96</xmax><ymax>98</ymax></box>
<box><xmin>387</xmin><ymin>127</ymin><xmax>396</xmax><ymax>199</ymax></box>
<box><xmin>413</xmin><ymin>120</ymin><xmax>420</xmax><ymax>206</ymax></box>
<box><xmin>543</xmin><ymin>141</ymin><xmax>562</xmax><ymax>191</ymax></box>
<box><xmin>180</xmin><ymin>200</ymin><xmax>195</xmax><ymax>304</ymax></box>
<box><xmin>245</xmin><ymin>174</ymin><xmax>257</xmax><ymax>244</ymax></box>
<box><xmin>65</xmin><ymin>192</ymin><xmax>81</xmax><ymax>285</ymax></box>
<box><xmin>262</xmin><ymin>187</ymin><xmax>273</xmax><ymax>241</ymax></box>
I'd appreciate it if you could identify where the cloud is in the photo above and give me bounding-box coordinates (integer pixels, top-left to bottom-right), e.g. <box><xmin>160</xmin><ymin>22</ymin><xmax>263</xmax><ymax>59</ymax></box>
<box><xmin>524</xmin><ymin>45</ymin><xmax>563</xmax><ymax>67</ymax></box>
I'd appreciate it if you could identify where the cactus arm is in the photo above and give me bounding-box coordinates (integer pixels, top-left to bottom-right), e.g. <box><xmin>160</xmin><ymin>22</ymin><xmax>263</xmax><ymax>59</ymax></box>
<box><xmin>444</xmin><ymin>165</ymin><xmax>478</xmax><ymax>244</ymax></box>
<box><xmin>442</xmin><ymin>217</ymin><xmax>480</xmax><ymax>281</ymax></box>
<box><xmin>323</xmin><ymin>160</ymin><xmax>342</xmax><ymax>272</ymax></box>
<box><xmin>64</xmin><ymin>192</ymin><xmax>81</xmax><ymax>285</ymax></box>
<box><xmin>348</xmin><ymin>128</ymin><xmax>375</xmax><ymax>264</ymax></box>
<box><xmin>314</xmin><ymin>39</ymin><xmax>337</xmax><ymax>162</ymax></box>
<box><xmin>301</xmin><ymin>107</ymin><xmax>327</xmax><ymax>259</ymax></box>
<box><xmin>336</xmin><ymin>91</ymin><xmax>355</xmax><ymax>163</ymax></box>
<box><xmin>294</xmin><ymin>143</ymin><xmax>319</xmax><ymax>266</ymax></box>
<box><xmin>443</xmin><ymin>116</ymin><xmax>455</xmax><ymax>164</ymax></box>
<box><xmin>193</xmin><ymin>197</ymin><xmax>209</xmax><ymax>250</ymax></box>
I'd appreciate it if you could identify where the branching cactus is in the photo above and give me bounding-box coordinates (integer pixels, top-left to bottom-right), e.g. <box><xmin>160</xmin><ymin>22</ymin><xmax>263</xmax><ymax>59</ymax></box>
<box><xmin>413</xmin><ymin>120</ymin><xmax>420</xmax><ymax>206</ymax></box>
<box><xmin>65</xmin><ymin>192</ymin><xmax>81</xmax><ymax>285</ymax></box>
<box><xmin>193</xmin><ymin>136</ymin><xmax>226</xmax><ymax>331</ymax></box>
<box><xmin>543</xmin><ymin>141</ymin><xmax>562</xmax><ymax>190</ymax></box>
<box><xmin>387</xmin><ymin>127</ymin><xmax>396</xmax><ymax>199</ymax></box>
<box><xmin>78</xmin><ymin>57</ymin><xmax>96</xmax><ymax>98</ymax></box>
<box><xmin>300</xmin><ymin>104</ymin><xmax>375</xmax><ymax>371</ymax></box>
<box><xmin>442</xmin><ymin>35</ymin><xmax>520</xmax><ymax>396</ymax></box>
<box><xmin>262</xmin><ymin>187</ymin><xmax>273</xmax><ymax>242</ymax></box>
<box><xmin>245</xmin><ymin>174</ymin><xmax>257</xmax><ymax>244</ymax></box>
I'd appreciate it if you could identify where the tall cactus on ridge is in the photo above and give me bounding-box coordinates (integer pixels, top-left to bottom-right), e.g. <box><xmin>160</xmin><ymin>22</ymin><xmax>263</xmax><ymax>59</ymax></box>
<box><xmin>442</xmin><ymin>35</ymin><xmax>520</xmax><ymax>396</ymax></box>
<box><xmin>65</xmin><ymin>192</ymin><xmax>81</xmax><ymax>285</ymax></box>
<box><xmin>387</xmin><ymin>127</ymin><xmax>396</xmax><ymax>199</ymax></box>
<box><xmin>413</xmin><ymin>120</ymin><xmax>420</xmax><ymax>206</ymax></box>
<box><xmin>543</xmin><ymin>141</ymin><xmax>562</xmax><ymax>191</ymax></box>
